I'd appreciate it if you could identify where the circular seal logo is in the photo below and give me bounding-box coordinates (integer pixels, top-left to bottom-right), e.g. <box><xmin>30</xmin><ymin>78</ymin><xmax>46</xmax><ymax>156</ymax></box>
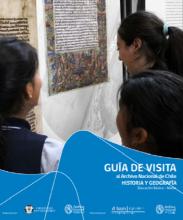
<box><xmin>64</xmin><ymin>204</ymin><xmax>73</xmax><ymax>215</ymax></box>
<box><xmin>156</xmin><ymin>205</ymin><xmax>164</xmax><ymax>214</ymax></box>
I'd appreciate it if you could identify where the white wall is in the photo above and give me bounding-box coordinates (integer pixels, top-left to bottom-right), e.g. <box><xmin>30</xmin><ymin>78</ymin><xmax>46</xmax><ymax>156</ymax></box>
<box><xmin>146</xmin><ymin>0</ymin><xmax>166</xmax><ymax>20</ymax></box>
<box><xmin>37</xmin><ymin>0</ymin><xmax>122</xmax><ymax>142</ymax></box>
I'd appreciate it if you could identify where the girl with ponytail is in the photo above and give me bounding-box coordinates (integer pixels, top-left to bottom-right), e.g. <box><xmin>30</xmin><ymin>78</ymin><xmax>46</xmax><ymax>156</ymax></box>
<box><xmin>117</xmin><ymin>11</ymin><xmax>183</xmax><ymax>76</ymax></box>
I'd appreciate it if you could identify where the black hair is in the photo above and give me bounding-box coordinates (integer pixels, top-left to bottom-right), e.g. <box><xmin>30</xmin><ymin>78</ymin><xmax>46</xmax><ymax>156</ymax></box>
<box><xmin>119</xmin><ymin>70</ymin><xmax>183</xmax><ymax>158</ymax></box>
<box><xmin>0</xmin><ymin>37</ymin><xmax>38</xmax><ymax>168</ymax></box>
<box><xmin>118</xmin><ymin>11</ymin><xmax>183</xmax><ymax>76</ymax></box>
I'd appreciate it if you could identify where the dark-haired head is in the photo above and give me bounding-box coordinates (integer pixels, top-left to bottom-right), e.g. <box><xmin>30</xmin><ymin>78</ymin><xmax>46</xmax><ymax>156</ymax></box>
<box><xmin>117</xmin><ymin>70</ymin><xmax>183</xmax><ymax>158</ymax></box>
<box><xmin>0</xmin><ymin>37</ymin><xmax>41</xmax><ymax>167</ymax></box>
<box><xmin>117</xmin><ymin>11</ymin><xmax>183</xmax><ymax>76</ymax></box>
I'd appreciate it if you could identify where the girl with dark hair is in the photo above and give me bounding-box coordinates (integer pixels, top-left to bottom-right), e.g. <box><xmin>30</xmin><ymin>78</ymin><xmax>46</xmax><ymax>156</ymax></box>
<box><xmin>0</xmin><ymin>37</ymin><xmax>63</xmax><ymax>174</ymax></box>
<box><xmin>116</xmin><ymin>70</ymin><xmax>183</xmax><ymax>158</ymax></box>
<box><xmin>117</xmin><ymin>11</ymin><xmax>183</xmax><ymax>76</ymax></box>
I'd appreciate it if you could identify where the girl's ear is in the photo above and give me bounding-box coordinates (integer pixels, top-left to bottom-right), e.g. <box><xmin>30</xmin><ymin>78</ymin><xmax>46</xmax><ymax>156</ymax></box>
<box><xmin>25</xmin><ymin>82</ymin><xmax>33</xmax><ymax>99</ymax></box>
<box><xmin>132</xmin><ymin>38</ymin><xmax>142</xmax><ymax>51</ymax></box>
<box><xmin>130</xmin><ymin>127</ymin><xmax>148</xmax><ymax>148</ymax></box>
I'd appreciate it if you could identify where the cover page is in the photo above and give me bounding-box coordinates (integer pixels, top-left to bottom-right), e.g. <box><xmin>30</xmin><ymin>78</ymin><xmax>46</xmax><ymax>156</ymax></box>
<box><xmin>0</xmin><ymin>0</ymin><xmax>183</xmax><ymax>220</ymax></box>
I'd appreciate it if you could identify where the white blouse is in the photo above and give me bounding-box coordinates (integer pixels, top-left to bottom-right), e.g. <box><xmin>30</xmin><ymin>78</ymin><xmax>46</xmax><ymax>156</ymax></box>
<box><xmin>41</xmin><ymin>137</ymin><xmax>64</xmax><ymax>173</ymax></box>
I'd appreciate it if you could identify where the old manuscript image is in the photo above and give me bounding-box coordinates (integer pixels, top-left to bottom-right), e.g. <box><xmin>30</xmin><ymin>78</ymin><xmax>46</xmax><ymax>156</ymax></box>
<box><xmin>0</xmin><ymin>0</ymin><xmax>40</xmax><ymax>132</ymax></box>
<box><xmin>45</xmin><ymin>0</ymin><xmax>108</xmax><ymax>95</ymax></box>
<box><xmin>0</xmin><ymin>0</ymin><xmax>37</xmax><ymax>47</ymax></box>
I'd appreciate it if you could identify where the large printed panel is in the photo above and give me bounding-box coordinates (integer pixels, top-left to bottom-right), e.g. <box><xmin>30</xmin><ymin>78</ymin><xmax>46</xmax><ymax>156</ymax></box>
<box><xmin>45</xmin><ymin>0</ymin><xmax>108</xmax><ymax>95</ymax></box>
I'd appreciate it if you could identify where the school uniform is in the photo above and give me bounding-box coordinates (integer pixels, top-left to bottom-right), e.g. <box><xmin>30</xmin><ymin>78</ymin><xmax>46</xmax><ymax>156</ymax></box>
<box><xmin>1</xmin><ymin>117</ymin><xmax>63</xmax><ymax>174</ymax></box>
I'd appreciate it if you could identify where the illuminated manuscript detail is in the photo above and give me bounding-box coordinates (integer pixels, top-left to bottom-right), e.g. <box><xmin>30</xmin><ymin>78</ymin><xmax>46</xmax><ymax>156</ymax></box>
<box><xmin>53</xmin><ymin>0</ymin><xmax>98</xmax><ymax>53</ymax></box>
<box><xmin>45</xmin><ymin>0</ymin><xmax>108</xmax><ymax>95</ymax></box>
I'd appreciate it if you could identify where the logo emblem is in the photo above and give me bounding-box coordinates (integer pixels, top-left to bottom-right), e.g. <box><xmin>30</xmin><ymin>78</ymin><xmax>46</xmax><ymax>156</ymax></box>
<box><xmin>24</xmin><ymin>205</ymin><xmax>34</xmax><ymax>214</ymax></box>
<box><xmin>64</xmin><ymin>204</ymin><xmax>73</xmax><ymax>215</ymax></box>
<box><xmin>156</xmin><ymin>205</ymin><xmax>164</xmax><ymax>214</ymax></box>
